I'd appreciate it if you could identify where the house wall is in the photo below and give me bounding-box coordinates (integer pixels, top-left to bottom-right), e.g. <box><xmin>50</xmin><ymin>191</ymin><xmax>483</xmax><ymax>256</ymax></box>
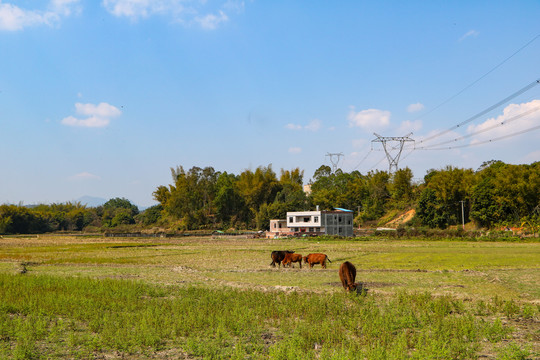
<box><xmin>322</xmin><ymin>211</ymin><xmax>354</xmax><ymax>236</ymax></box>
<box><xmin>266</xmin><ymin>219</ymin><xmax>292</xmax><ymax>238</ymax></box>
<box><xmin>287</xmin><ymin>211</ymin><xmax>322</xmax><ymax>228</ymax></box>
<box><xmin>286</xmin><ymin>210</ymin><xmax>354</xmax><ymax>236</ymax></box>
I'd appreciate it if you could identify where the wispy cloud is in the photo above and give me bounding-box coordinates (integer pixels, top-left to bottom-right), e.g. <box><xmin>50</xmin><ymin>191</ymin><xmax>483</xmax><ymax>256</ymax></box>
<box><xmin>347</xmin><ymin>106</ymin><xmax>390</xmax><ymax>130</ymax></box>
<box><xmin>102</xmin><ymin>0</ymin><xmax>242</xmax><ymax>29</ymax></box>
<box><xmin>407</xmin><ymin>102</ymin><xmax>424</xmax><ymax>113</ymax></box>
<box><xmin>288</xmin><ymin>147</ymin><xmax>302</xmax><ymax>154</ymax></box>
<box><xmin>467</xmin><ymin>100</ymin><xmax>540</xmax><ymax>142</ymax></box>
<box><xmin>0</xmin><ymin>0</ymin><xmax>80</xmax><ymax>31</ymax></box>
<box><xmin>285</xmin><ymin>119</ymin><xmax>322</xmax><ymax>132</ymax></box>
<box><xmin>285</xmin><ymin>123</ymin><xmax>302</xmax><ymax>130</ymax></box>
<box><xmin>195</xmin><ymin>10</ymin><xmax>228</xmax><ymax>30</ymax></box>
<box><xmin>61</xmin><ymin>102</ymin><xmax>122</xmax><ymax>128</ymax></box>
<box><xmin>69</xmin><ymin>172</ymin><xmax>101</xmax><ymax>181</ymax></box>
<box><xmin>459</xmin><ymin>29</ymin><xmax>479</xmax><ymax>42</ymax></box>
<box><xmin>397</xmin><ymin>120</ymin><xmax>422</xmax><ymax>134</ymax></box>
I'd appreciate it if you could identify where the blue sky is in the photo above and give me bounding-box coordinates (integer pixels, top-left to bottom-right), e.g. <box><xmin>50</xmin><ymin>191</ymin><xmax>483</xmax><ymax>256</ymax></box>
<box><xmin>1</xmin><ymin>0</ymin><xmax>540</xmax><ymax>207</ymax></box>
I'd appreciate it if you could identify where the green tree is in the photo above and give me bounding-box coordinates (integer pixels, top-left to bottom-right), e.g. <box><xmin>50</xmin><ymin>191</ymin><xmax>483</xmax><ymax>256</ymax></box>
<box><xmin>470</xmin><ymin>161</ymin><xmax>540</xmax><ymax>227</ymax></box>
<box><xmin>0</xmin><ymin>205</ymin><xmax>50</xmax><ymax>234</ymax></box>
<box><xmin>470</xmin><ymin>177</ymin><xmax>500</xmax><ymax>228</ymax></box>
<box><xmin>153</xmin><ymin>166</ymin><xmax>220</xmax><ymax>229</ymax></box>
<box><xmin>213</xmin><ymin>172</ymin><xmax>246</xmax><ymax>227</ymax></box>
<box><xmin>100</xmin><ymin>198</ymin><xmax>139</xmax><ymax>227</ymax></box>
<box><xmin>390</xmin><ymin>167</ymin><xmax>414</xmax><ymax>203</ymax></box>
<box><xmin>103</xmin><ymin>198</ymin><xmax>139</xmax><ymax>216</ymax></box>
<box><xmin>362</xmin><ymin>170</ymin><xmax>390</xmax><ymax>221</ymax></box>
<box><xmin>309</xmin><ymin>166</ymin><xmax>361</xmax><ymax>211</ymax></box>
<box><xmin>236</xmin><ymin>165</ymin><xmax>281</xmax><ymax>226</ymax></box>
<box><xmin>136</xmin><ymin>205</ymin><xmax>163</xmax><ymax>226</ymax></box>
<box><xmin>415</xmin><ymin>166</ymin><xmax>474</xmax><ymax>228</ymax></box>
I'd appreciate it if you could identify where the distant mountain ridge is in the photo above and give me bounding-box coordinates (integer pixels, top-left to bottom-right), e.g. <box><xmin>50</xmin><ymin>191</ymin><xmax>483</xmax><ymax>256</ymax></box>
<box><xmin>76</xmin><ymin>196</ymin><xmax>107</xmax><ymax>207</ymax></box>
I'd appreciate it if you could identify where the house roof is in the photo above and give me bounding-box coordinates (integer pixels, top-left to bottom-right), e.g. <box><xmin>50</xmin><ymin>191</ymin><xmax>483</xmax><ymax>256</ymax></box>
<box><xmin>333</xmin><ymin>208</ymin><xmax>353</xmax><ymax>212</ymax></box>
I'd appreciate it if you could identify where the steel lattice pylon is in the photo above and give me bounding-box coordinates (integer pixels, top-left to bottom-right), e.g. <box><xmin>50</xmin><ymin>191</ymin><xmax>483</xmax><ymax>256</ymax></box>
<box><xmin>326</xmin><ymin>152</ymin><xmax>344</xmax><ymax>173</ymax></box>
<box><xmin>371</xmin><ymin>133</ymin><xmax>414</xmax><ymax>173</ymax></box>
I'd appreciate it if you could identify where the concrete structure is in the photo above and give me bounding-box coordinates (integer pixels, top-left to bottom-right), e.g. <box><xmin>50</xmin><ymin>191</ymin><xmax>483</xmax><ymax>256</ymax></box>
<box><xmin>266</xmin><ymin>208</ymin><xmax>354</xmax><ymax>238</ymax></box>
<box><xmin>266</xmin><ymin>219</ymin><xmax>293</xmax><ymax>238</ymax></box>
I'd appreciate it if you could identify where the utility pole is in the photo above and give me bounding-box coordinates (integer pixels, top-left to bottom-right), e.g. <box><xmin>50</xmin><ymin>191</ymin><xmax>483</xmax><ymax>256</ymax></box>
<box><xmin>371</xmin><ymin>133</ymin><xmax>414</xmax><ymax>173</ymax></box>
<box><xmin>460</xmin><ymin>200</ymin><xmax>466</xmax><ymax>230</ymax></box>
<box><xmin>326</xmin><ymin>152</ymin><xmax>344</xmax><ymax>173</ymax></box>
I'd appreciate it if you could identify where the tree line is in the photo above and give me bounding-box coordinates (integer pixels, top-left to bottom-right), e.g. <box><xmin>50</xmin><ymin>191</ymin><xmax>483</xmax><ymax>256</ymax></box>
<box><xmin>1</xmin><ymin>160</ymin><xmax>539</xmax><ymax>234</ymax></box>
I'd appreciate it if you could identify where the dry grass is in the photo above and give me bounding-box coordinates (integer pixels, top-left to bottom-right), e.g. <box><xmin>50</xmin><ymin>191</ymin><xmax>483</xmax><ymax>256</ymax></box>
<box><xmin>1</xmin><ymin>235</ymin><xmax>539</xmax><ymax>301</ymax></box>
<box><xmin>0</xmin><ymin>234</ymin><xmax>538</xmax><ymax>358</ymax></box>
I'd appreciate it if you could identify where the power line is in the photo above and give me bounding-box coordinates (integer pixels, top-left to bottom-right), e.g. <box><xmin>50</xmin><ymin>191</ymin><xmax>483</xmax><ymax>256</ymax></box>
<box><xmin>415</xmin><ymin>123</ymin><xmax>540</xmax><ymax>150</ymax></box>
<box><xmin>369</xmin><ymin>155</ymin><xmax>388</xmax><ymax>172</ymax></box>
<box><xmin>412</xmin><ymin>33</ymin><xmax>540</xmax><ymax>122</ymax></box>
<box><xmin>414</xmin><ymin>104</ymin><xmax>540</xmax><ymax>150</ymax></box>
<box><xmin>417</xmin><ymin>78</ymin><xmax>540</xmax><ymax>145</ymax></box>
<box><xmin>351</xmin><ymin>149</ymin><xmax>373</xmax><ymax>171</ymax></box>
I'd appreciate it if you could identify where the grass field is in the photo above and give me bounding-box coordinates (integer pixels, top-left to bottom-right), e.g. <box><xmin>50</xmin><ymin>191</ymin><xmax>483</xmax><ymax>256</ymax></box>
<box><xmin>0</xmin><ymin>235</ymin><xmax>538</xmax><ymax>359</ymax></box>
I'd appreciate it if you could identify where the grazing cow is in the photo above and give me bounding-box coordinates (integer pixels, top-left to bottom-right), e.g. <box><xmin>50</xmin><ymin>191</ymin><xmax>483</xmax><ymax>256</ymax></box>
<box><xmin>270</xmin><ymin>250</ymin><xmax>294</xmax><ymax>267</ymax></box>
<box><xmin>282</xmin><ymin>253</ymin><xmax>303</xmax><ymax>268</ymax></box>
<box><xmin>303</xmin><ymin>253</ymin><xmax>332</xmax><ymax>269</ymax></box>
<box><xmin>339</xmin><ymin>261</ymin><xmax>357</xmax><ymax>292</ymax></box>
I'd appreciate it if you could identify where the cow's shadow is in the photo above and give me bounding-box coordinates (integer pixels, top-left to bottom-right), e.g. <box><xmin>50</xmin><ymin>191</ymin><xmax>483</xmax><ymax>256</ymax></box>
<box><xmin>354</xmin><ymin>282</ymin><xmax>369</xmax><ymax>295</ymax></box>
<box><xmin>327</xmin><ymin>281</ymin><xmax>369</xmax><ymax>295</ymax></box>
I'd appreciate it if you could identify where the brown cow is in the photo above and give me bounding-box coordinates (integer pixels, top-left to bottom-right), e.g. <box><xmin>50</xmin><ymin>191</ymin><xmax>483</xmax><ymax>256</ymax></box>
<box><xmin>282</xmin><ymin>253</ymin><xmax>303</xmax><ymax>268</ymax></box>
<box><xmin>303</xmin><ymin>253</ymin><xmax>331</xmax><ymax>269</ymax></box>
<box><xmin>270</xmin><ymin>250</ymin><xmax>294</xmax><ymax>267</ymax></box>
<box><xmin>339</xmin><ymin>261</ymin><xmax>357</xmax><ymax>292</ymax></box>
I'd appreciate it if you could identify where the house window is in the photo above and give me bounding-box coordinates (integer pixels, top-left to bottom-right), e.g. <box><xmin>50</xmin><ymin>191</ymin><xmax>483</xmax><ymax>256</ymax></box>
<box><xmin>338</xmin><ymin>216</ymin><xmax>342</xmax><ymax>223</ymax></box>
<box><xmin>304</xmin><ymin>217</ymin><xmax>310</xmax><ymax>222</ymax></box>
<box><xmin>289</xmin><ymin>217</ymin><xmax>293</xmax><ymax>223</ymax></box>
<box><xmin>314</xmin><ymin>216</ymin><xmax>319</xmax><ymax>223</ymax></box>
<box><xmin>273</xmin><ymin>223</ymin><xmax>277</xmax><ymax>228</ymax></box>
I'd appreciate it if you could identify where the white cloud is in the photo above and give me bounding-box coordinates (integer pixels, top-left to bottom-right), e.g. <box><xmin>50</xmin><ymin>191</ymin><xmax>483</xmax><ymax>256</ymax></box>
<box><xmin>69</xmin><ymin>172</ymin><xmax>101</xmax><ymax>181</ymax></box>
<box><xmin>459</xmin><ymin>29</ymin><xmax>479</xmax><ymax>42</ymax></box>
<box><xmin>288</xmin><ymin>147</ymin><xmax>302</xmax><ymax>154</ymax></box>
<box><xmin>0</xmin><ymin>0</ymin><xmax>79</xmax><ymax>31</ymax></box>
<box><xmin>407</xmin><ymin>102</ymin><xmax>424</xmax><ymax>113</ymax></box>
<box><xmin>62</xmin><ymin>102</ymin><xmax>122</xmax><ymax>128</ymax></box>
<box><xmin>285</xmin><ymin>119</ymin><xmax>322</xmax><ymax>131</ymax></box>
<box><xmin>348</xmin><ymin>106</ymin><xmax>391</xmax><ymax>130</ymax></box>
<box><xmin>467</xmin><ymin>100</ymin><xmax>540</xmax><ymax>142</ymax></box>
<box><xmin>102</xmin><ymin>0</ymin><xmax>169</xmax><ymax>20</ymax></box>
<box><xmin>195</xmin><ymin>10</ymin><xmax>228</xmax><ymax>30</ymax></box>
<box><xmin>304</xmin><ymin>119</ymin><xmax>321</xmax><ymax>131</ymax></box>
<box><xmin>285</xmin><ymin>123</ymin><xmax>302</xmax><ymax>130</ymax></box>
<box><xmin>102</xmin><ymin>0</ymin><xmax>235</xmax><ymax>29</ymax></box>
<box><xmin>75</xmin><ymin>102</ymin><xmax>122</xmax><ymax>118</ymax></box>
<box><xmin>51</xmin><ymin>0</ymin><xmax>81</xmax><ymax>16</ymax></box>
<box><xmin>397</xmin><ymin>120</ymin><xmax>422</xmax><ymax>135</ymax></box>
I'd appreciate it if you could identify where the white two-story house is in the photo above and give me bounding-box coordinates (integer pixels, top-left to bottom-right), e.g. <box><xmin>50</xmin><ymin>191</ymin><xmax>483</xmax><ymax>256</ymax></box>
<box><xmin>266</xmin><ymin>207</ymin><xmax>354</xmax><ymax>237</ymax></box>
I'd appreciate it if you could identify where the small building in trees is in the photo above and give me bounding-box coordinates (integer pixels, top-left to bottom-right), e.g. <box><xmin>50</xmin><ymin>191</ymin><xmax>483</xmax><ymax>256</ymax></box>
<box><xmin>266</xmin><ymin>219</ymin><xmax>291</xmax><ymax>238</ymax></box>
<box><xmin>266</xmin><ymin>208</ymin><xmax>354</xmax><ymax>238</ymax></box>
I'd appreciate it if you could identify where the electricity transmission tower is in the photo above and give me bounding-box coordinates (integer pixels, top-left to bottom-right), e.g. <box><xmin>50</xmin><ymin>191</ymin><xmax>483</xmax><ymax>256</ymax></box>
<box><xmin>326</xmin><ymin>152</ymin><xmax>344</xmax><ymax>173</ymax></box>
<box><xmin>371</xmin><ymin>133</ymin><xmax>415</xmax><ymax>173</ymax></box>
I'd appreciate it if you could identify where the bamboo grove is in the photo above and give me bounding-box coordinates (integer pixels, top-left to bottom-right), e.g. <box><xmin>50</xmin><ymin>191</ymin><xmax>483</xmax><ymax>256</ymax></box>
<box><xmin>1</xmin><ymin>160</ymin><xmax>539</xmax><ymax>234</ymax></box>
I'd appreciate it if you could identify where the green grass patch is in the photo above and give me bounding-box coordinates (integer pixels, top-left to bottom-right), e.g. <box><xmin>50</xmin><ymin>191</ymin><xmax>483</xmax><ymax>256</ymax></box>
<box><xmin>0</xmin><ymin>235</ymin><xmax>538</xmax><ymax>358</ymax></box>
<box><xmin>1</xmin><ymin>273</ymin><xmax>537</xmax><ymax>359</ymax></box>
